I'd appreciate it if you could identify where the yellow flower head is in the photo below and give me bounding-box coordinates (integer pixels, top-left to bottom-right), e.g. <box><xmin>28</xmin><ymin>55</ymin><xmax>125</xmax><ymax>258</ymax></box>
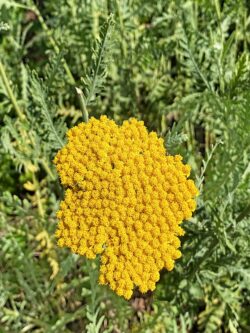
<box><xmin>54</xmin><ymin>116</ymin><xmax>199</xmax><ymax>299</ymax></box>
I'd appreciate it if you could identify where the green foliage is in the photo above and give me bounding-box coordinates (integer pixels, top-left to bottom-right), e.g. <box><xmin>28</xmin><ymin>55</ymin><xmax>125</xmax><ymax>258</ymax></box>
<box><xmin>0</xmin><ymin>0</ymin><xmax>250</xmax><ymax>332</ymax></box>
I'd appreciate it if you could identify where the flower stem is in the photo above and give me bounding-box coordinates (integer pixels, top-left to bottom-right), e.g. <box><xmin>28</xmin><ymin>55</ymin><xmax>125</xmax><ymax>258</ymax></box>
<box><xmin>32</xmin><ymin>173</ymin><xmax>45</xmax><ymax>218</ymax></box>
<box><xmin>0</xmin><ymin>61</ymin><xmax>25</xmax><ymax>120</ymax></box>
<box><xmin>41</xmin><ymin>159</ymin><xmax>56</xmax><ymax>180</ymax></box>
<box><xmin>76</xmin><ymin>87</ymin><xmax>89</xmax><ymax>123</ymax></box>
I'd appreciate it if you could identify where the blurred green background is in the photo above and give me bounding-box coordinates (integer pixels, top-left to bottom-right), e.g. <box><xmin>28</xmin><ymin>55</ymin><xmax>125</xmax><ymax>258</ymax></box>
<box><xmin>0</xmin><ymin>0</ymin><xmax>250</xmax><ymax>332</ymax></box>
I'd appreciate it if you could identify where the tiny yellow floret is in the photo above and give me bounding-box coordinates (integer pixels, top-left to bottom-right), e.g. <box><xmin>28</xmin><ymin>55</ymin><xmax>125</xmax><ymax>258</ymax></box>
<box><xmin>54</xmin><ymin>116</ymin><xmax>198</xmax><ymax>299</ymax></box>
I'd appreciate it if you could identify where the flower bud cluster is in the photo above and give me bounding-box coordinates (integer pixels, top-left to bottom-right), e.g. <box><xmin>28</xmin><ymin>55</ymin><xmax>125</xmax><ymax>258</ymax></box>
<box><xmin>54</xmin><ymin>116</ymin><xmax>199</xmax><ymax>299</ymax></box>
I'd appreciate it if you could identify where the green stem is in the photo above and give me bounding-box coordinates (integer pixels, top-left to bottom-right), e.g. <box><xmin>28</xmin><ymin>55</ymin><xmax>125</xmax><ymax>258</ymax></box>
<box><xmin>198</xmin><ymin>140</ymin><xmax>221</xmax><ymax>190</ymax></box>
<box><xmin>32</xmin><ymin>173</ymin><xmax>45</xmax><ymax>218</ymax></box>
<box><xmin>85</xmin><ymin>259</ymin><xmax>104</xmax><ymax>333</ymax></box>
<box><xmin>115</xmin><ymin>0</ymin><xmax>127</xmax><ymax>57</ymax></box>
<box><xmin>0</xmin><ymin>61</ymin><xmax>25</xmax><ymax>120</ymax></box>
<box><xmin>41</xmin><ymin>159</ymin><xmax>56</xmax><ymax>180</ymax></box>
<box><xmin>87</xmin><ymin>260</ymin><xmax>98</xmax><ymax>316</ymax></box>
<box><xmin>75</xmin><ymin>87</ymin><xmax>89</xmax><ymax>123</ymax></box>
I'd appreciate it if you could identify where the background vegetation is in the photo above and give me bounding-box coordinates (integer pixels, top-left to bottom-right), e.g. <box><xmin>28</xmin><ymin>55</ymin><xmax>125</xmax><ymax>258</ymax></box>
<box><xmin>0</xmin><ymin>0</ymin><xmax>250</xmax><ymax>332</ymax></box>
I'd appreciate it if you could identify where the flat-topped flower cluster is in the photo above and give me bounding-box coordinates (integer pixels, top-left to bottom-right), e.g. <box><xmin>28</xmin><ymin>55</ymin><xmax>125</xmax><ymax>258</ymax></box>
<box><xmin>54</xmin><ymin>116</ymin><xmax>199</xmax><ymax>299</ymax></box>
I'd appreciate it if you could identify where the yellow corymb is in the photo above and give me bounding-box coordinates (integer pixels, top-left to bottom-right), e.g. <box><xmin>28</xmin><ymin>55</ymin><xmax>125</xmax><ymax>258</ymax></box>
<box><xmin>54</xmin><ymin>116</ymin><xmax>199</xmax><ymax>300</ymax></box>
